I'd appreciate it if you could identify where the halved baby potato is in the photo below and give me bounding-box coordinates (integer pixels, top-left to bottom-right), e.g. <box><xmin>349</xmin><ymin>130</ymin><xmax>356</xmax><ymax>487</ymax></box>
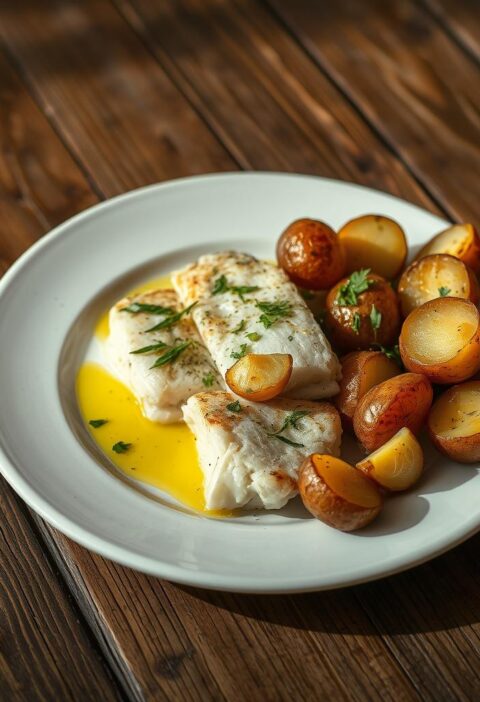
<box><xmin>226</xmin><ymin>353</ymin><xmax>293</xmax><ymax>401</ymax></box>
<box><xmin>428</xmin><ymin>381</ymin><xmax>480</xmax><ymax>463</ymax></box>
<box><xmin>399</xmin><ymin>297</ymin><xmax>480</xmax><ymax>384</ymax></box>
<box><xmin>356</xmin><ymin>427</ymin><xmax>424</xmax><ymax>491</ymax></box>
<box><xmin>414</xmin><ymin>223</ymin><xmax>480</xmax><ymax>274</ymax></box>
<box><xmin>335</xmin><ymin>350</ymin><xmax>400</xmax><ymax>429</ymax></box>
<box><xmin>277</xmin><ymin>218</ymin><xmax>346</xmax><ymax>290</ymax></box>
<box><xmin>298</xmin><ymin>454</ymin><xmax>383</xmax><ymax>531</ymax></box>
<box><xmin>398</xmin><ymin>254</ymin><xmax>479</xmax><ymax>317</ymax></box>
<box><xmin>353</xmin><ymin>372</ymin><xmax>433</xmax><ymax>452</ymax></box>
<box><xmin>338</xmin><ymin>214</ymin><xmax>408</xmax><ymax>279</ymax></box>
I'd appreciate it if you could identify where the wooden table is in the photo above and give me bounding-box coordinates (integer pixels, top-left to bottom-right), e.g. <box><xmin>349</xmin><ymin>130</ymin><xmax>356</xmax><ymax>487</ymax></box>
<box><xmin>1</xmin><ymin>1</ymin><xmax>479</xmax><ymax>699</ymax></box>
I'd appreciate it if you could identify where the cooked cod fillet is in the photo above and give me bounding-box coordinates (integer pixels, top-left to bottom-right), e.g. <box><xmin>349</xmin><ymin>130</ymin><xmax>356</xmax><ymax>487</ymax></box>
<box><xmin>172</xmin><ymin>252</ymin><xmax>341</xmax><ymax>399</ymax></box>
<box><xmin>183</xmin><ymin>391</ymin><xmax>341</xmax><ymax>510</ymax></box>
<box><xmin>106</xmin><ymin>289</ymin><xmax>223</xmax><ymax>423</ymax></box>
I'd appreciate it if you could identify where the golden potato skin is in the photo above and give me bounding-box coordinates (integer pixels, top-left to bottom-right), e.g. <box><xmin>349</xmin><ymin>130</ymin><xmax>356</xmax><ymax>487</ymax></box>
<box><xmin>325</xmin><ymin>274</ymin><xmax>401</xmax><ymax>351</ymax></box>
<box><xmin>298</xmin><ymin>456</ymin><xmax>382</xmax><ymax>532</ymax></box>
<box><xmin>428</xmin><ymin>381</ymin><xmax>480</xmax><ymax>463</ymax></box>
<box><xmin>398</xmin><ymin>254</ymin><xmax>480</xmax><ymax>317</ymax></box>
<box><xmin>353</xmin><ymin>373</ymin><xmax>433</xmax><ymax>452</ymax></box>
<box><xmin>334</xmin><ymin>350</ymin><xmax>400</xmax><ymax>429</ymax></box>
<box><xmin>276</xmin><ymin>218</ymin><xmax>346</xmax><ymax>290</ymax></box>
<box><xmin>415</xmin><ymin>223</ymin><xmax>480</xmax><ymax>275</ymax></box>
<box><xmin>399</xmin><ymin>298</ymin><xmax>480</xmax><ymax>384</ymax></box>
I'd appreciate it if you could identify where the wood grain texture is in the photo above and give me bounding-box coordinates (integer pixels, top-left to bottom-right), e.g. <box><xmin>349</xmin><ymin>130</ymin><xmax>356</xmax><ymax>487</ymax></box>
<box><xmin>0</xmin><ymin>479</ymin><xmax>122</xmax><ymax>701</ymax></box>
<box><xmin>423</xmin><ymin>0</ymin><xmax>480</xmax><ymax>61</ymax></box>
<box><xmin>1</xmin><ymin>0</ymin><xmax>480</xmax><ymax>700</ymax></box>
<box><xmin>268</xmin><ymin>0</ymin><xmax>480</xmax><ymax>222</ymax></box>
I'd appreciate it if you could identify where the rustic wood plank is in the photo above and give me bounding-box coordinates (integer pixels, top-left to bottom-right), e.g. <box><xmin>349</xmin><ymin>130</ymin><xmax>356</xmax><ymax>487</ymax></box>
<box><xmin>0</xmin><ymin>479</ymin><xmax>123</xmax><ymax>701</ymax></box>
<box><xmin>423</xmin><ymin>0</ymin><xmax>480</xmax><ymax>62</ymax></box>
<box><xmin>116</xmin><ymin>0</ymin><xmax>434</xmax><ymax>209</ymax></box>
<box><xmin>267</xmin><ymin>0</ymin><xmax>480</xmax><ymax>222</ymax></box>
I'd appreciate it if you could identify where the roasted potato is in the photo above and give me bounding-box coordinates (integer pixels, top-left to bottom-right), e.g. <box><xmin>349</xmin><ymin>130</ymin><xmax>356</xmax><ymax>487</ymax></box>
<box><xmin>226</xmin><ymin>353</ymin><xmax>292</xmax><ymax>401</ymax></box>
<box><xmin>399</xmin><ymin>297</ymin><xmax>480</xmax><ymax>384</ymax></box>
<box><xmin>298</xmin><ymin>454</ymin><xmax>383</xmax><ymax>531</ymax></box>
<box><xmin>398</xmin><ymin>254</ymin><xmax>479</xmax><ymax>316</ymax></box>
<box><xmin>415</xmin><ymin>223</ymin><xmax>480</xmax><ymax>274</ymax></box>
<box><xmin>334</xmin><ymin>350</ymin><xmax>400</xmax><ymax>429</ymax></box>
<box><xmin>276</xmin><ymin>218</ymin><xmax>346</xmax><ymax>290</ymax></box>
<box><xmin>338</xmin><ymin>214</ymin><xmax>407</xmax><ymax>279</ymax></box>
<box><xmin>325</xmin><ymin>272</ymin><xmax>401</xmax><ymax>351</ymax></box>
<box><xmin>428</xmin><ymin>381</ymin><xmax>480</xmax><ymax>463</ymax></box>
<box><xmin>353</xmin><ymin>372</ymin><xmax>433</xmax><ymax>452</ymax></box>
<box><xmin>356</xmin><ymin>427</ymin><xmax>424</xmax><ymax>491</ymax></box>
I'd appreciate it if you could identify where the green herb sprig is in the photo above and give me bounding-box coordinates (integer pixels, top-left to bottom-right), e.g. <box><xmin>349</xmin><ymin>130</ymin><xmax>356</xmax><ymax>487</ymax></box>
<box><xmin>266</xmin><ymin>410</ymin><xmax>309</xmax><ymax>448</ymax></box>
<box><xmin>145</xmin><ymin>302</ymin><xmax>197</xmax><ymax>333</ymax></box>
<box><xmin>370</xmin><ymin>304</ymin><xmax>382</xmax><ymax>332</ymax></box>
<box><xmin>336</xmin><ymin>269</ymin><xmax>373</xmax><ymax>306</ymax></box>
<box><xmin>212</xmin><ymin>275</ymin><xmax>259</xmax><ymax>301</ymax></box>
<box><xmin>227</xmin><ymin>400</ymin><xmax>242</xmax><ymax>413</ymax></box>
<box><xmin>256</xmin><ymin>300</ymin><xmax>292</xmax><ymax>328</ymax></box>
<box><xmin>230</xmin><ymin>343</ymin><xmax>249</xmax><ymax>360</ymax></box>
<box><xmin>121</xmin><ymin>302</ymin><xmax>173</xmax><ymax>315</ymax></box>
<box><xmin>351</xmin><ymin>312</ymin><xmax>361</xmax><ymax>334</ymax></box>
<box><xmin>202</xmin><ymin>372</ymin><xmax>216</xmax><ymax>387</ymax></box>
<box><xmin>438</xmin><ymin>286</ymin><xmax>451</xmax><ymax>297</ymax></box>
<box><xmin>130</xmin><ymin>340</ymin><xmax>167</xmax><ymax>355</ymax></box>
<box><xmin>89</xmin><ymin>419</ymin><xmax>108</xmax><ymax>428</ymax></box>
<box><xmin>112</xmin><ymin>441</ymin><xmax>131</xmax><ymax>454</ymax></box>
<box><xmin>150</xmin><ymin>341</ymin><xmax>192</xmax><ymax>369</ymax></box>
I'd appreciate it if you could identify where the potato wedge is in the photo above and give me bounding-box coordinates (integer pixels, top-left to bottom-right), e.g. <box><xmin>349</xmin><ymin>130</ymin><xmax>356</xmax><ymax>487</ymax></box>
<box><xmin>399</xmin><ymin>297</ymin><xmax>480</xmax><ymax>384</ymax></box>
<box><xmin>356</xmin><ymin>427</ymin><xmax>423</xmax><ymax>491</ymax></box>
<box><xmin>338</xmin><ymin>214</ymin><xmax>407</xmax><ymax>279</ymax></box>
<box><xmin>415</xmin><ymin>223</ymin><xmax>480</xmax><ymax>274</ymax></box>
<box><xmin>226</xmin><ymin>353</ymin><xmax>292</xmax><ymax>401</ymax></box>
<box><xmin>298</xmin><ymin>454</ymin><xmax>382</xmax><ymax>531</ymax></box>
<box><xmin>277</xmin><ymin>218</ymin><xmax>346</xmax><ymax>290</ymax></box>
<box><xmin>398</xmin><ymin>254</ymin><xmax>479</xmax><ymax>316</ymax></box>
<box><xmin>334</xmin><ymin>350</ymin><xmax>400</xmax><ymax>429</ymax></box>
<box><xmin>428</xmin><ymin>381</ymin><xmax>480</xmax><ymax>463</ymax></box>
<box><xmin>325</xmin><ymin>272</ymin><xmax>401</xmax><ymax>351</ymax></box>
<box><xmin>353</xmin><ymin>373</ymin><xmax>433</xmax><ymax>452</ymax></box>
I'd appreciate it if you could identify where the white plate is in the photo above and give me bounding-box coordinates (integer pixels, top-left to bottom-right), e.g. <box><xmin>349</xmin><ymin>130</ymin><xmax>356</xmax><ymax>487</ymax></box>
<box><xmin>0</xmin><ymin>172</ymin><xmax>478</xmax><ymax>593</ymax></box>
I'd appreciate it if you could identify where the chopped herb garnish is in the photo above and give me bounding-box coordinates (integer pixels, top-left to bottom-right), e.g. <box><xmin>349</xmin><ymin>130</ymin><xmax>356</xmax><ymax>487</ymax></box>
<box><xmin>212</xmin><ymin>275</ymin><xmax>259</xmax><ymax>301</ymax></box>
<box><xmin>231</xmin><ymin>320</ymin><xmax>246</xmax><ymax>334</ymax></box>
<box><xmin>150</xmin><ymin>340</ymin><xmax>191</xmax><ymax>369</ymax></box>
<box><xmin>130</xmin><ymin>340</ymin><xmax>167</xmax><ymax>355</ymax></box>
<box><xmin>336</xmin><ymin>269</ymin><xmax>373</xmax><ymax>306</ymax></box>
<box><xmin>438</xmin><ymin>286</ymin><xmax>451</xmax><ymax>297</ymax></box>
<box><xmin>230</xmin><ymin>343</ymin><xmax>249</xmax><ymax>360</ymax></box>
<box><xmin>351</xmin><ymin>312</ymin><xmax>361</xmax><ymax>334</ymax></box>
<box><xmin>270</xmin><ymin>434</ymin><xmax>304</xmax><ymax>448</ymax></box>
<box><xmin>256</xmin><ymin>300</ymin><xmax>292</xmax><ymax>328</ymax></box>
<box><xmin>300</xmin><ymin>289</ymin><xmax>315</xmax><ymax>300</ymax></box>
<box><xmin>202</xmin><ymin>371</ymin><xmax>216</xmax><ymax>387</ymax></box>
<box><xmin>145</xmin><ymin>302</ymin><xmax>197</xmax><ymax>333</ymax></box>
<box><xmin>121</xmin><ymin>302</ymin><xmax>173</xmax><ymax>315</ymax></box>
<box><xmin>246</xmin><ymin>332</ymin><xmax>261</xmax><ymax>342</ymax></box>
<box><xmin>266</xmin><ymin>410</ymin><xmax>308</xmax><ymax>447</ymax></box>
<box><xmin>370</xmin><ymin>304</ymin><xmax>382</xmax><ymax>332</ymax></box>
<box><xmin>377</xmin><ymin>344</ymin><xmax>402</xmax><ymax>366</ymax></box>
<box><xmin>227</xmin><ymin>400</ymin><xmax>242</xmax><ymax>413</ymax></box>
<box><xmin>288</xmin><ymin>335</ymin><xmax>294</xmax><ymax>341</ymax></box>
<box><xmin>112</xmin><ymin>441</ymin><xmax>131</xmax><ymax>454</ymax></box>
<box><xmin>89</xmin><ymin>419</ymin><xmax>108</xmax><ymax>428</ymax></box>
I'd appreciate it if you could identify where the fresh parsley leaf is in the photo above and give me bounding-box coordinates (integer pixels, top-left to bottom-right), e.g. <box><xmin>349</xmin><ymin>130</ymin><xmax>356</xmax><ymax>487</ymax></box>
<box><xmin>231</xmin><ymin>320</ymin><xmax>246</xmax><ymax>334</ymax></box>
<box><xmin>270</xmin><ymin>434</ymin><xmax>304</xmax><ymax>448</ymax></box>
<box><xmin>246</xmin><ymin>332</ymin><xmax>261</xmax><ymax>342</ymax></box>
<box><xmin>145</xmin><ymin>302</ymin><xmax>197</xmax><ymax>333</ymax></box>
<box><xmin>89</xmin><ymin>419</ymin><xmax>108</xmax><ymax>428</ymax></box>
<box><xmin>230</xmin><ymin>343</ymin><xmax>249</xmax><ymax>360</ymax></box>
<box><xmin>377</xmin><ymin>344</ymin><xmax>402</xmax><ymax>366</ymax></box>
<box><xmin>120</xmin><ymin>302</ymin><xmax>173</xmax><ymax>315</ymax></box>
<box><xmin>227</xmin><ymin>400</ymin><xmax>242</xmax><ymax>413</ymax></box>
<box><xmin>370</xmin><ymin>304</ymin><xmax>382</xmax><ymax>331</ymax></box>
<box><xmin>150</xmin><ymin>341</ymin><xmax>191</xmax><ymax>369</ymax></box>
<box><xmin>112</xmin><ymin>441</ymin><xmax>131</xmax><ymax>453</ymax></box>
<box><xmin>336</xmin><ymin>269</ymin><xmax>373</xmax><ymax>306</ymax></box>
<box><xmin>212</xmin><ymin>275</ymin><xmax>259</xmax><ymax>301</ymax></box>
<box><xmin>438</xmin><ymin>286</ymin><xmax>451</xmax><ymax>297</ymax></box>
<box><xmin>202</xmin><ymin>371</ymin><xmax>215</xmax><ymax>387</ymax></box>
<box><xmin>351</xmin><ymin>312</ymin><xmax>361</xmax><ymax>334</ymax></box>
<box><xmin>130</xmin><ymin>340</ymin><xmax>167</xmax><ymax>355</ymax></box>
<box><xmin>256</xmin><ymin>300</ymin><xmax>292</xmax><ymax>328</ymax></box>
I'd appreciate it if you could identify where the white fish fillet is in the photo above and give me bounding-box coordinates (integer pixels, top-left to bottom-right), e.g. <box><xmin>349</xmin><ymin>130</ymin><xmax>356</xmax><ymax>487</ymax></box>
<box><xmin>106</xmin><ymin>289</ymin><xmax>223</xmax><ymax>423</ymax></box>
<box><xmin>183</xmin><ymin>391</ymin><xmax>341</xmax><ymax>510</ymax></box>
<box><xmin>172</xmin><ymin>252</ymin><xmax>341</xmax><ymax>399</ymax></box>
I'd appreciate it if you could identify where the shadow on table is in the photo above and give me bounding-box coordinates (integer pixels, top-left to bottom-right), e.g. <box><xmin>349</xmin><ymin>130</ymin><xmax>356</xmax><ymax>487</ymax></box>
<box><xmin>174</xmin><ymin>530</ymin><xmax>480</xmax><ymax>635</ymax></box>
